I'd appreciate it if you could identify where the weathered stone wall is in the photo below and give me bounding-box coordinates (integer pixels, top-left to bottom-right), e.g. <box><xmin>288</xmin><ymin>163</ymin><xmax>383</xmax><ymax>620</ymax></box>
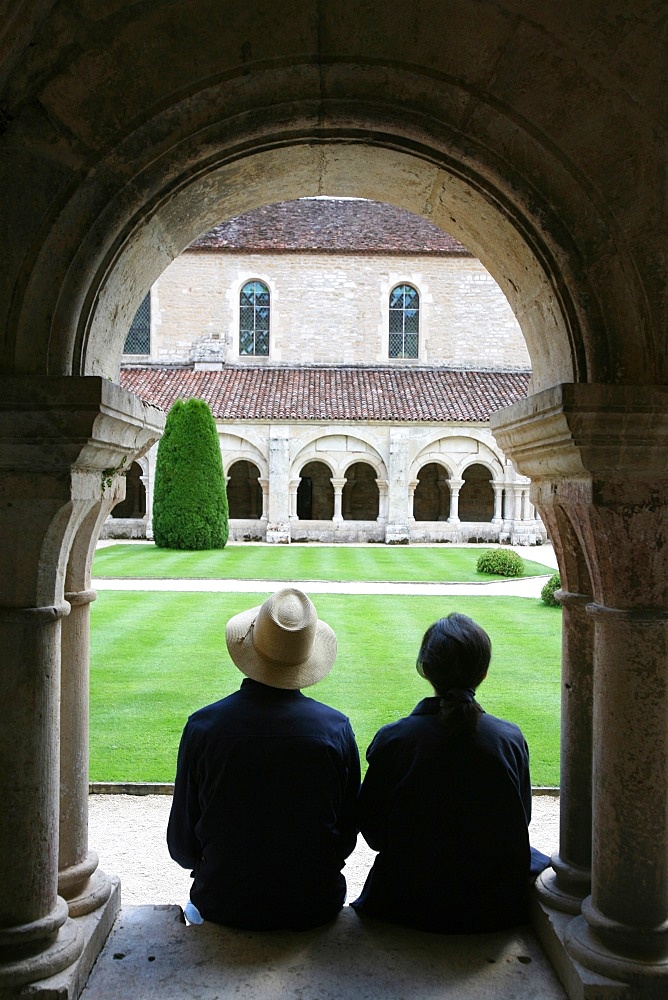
<box><xmin>138</xmin><ymin>250</ymin><xmax>529</xmax><ymax>370</ymax></box>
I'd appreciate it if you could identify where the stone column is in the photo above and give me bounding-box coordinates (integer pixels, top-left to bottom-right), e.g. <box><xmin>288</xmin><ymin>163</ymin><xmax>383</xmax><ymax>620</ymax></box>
<box><xmin>533</xmin><ymin>494</ymin><xmax>594</xmax><ymax>914</ymax></box>
<box><xmin>0</xmin><ymin>602</ymin><xmax>83</xmax><ymax>990</ymax></box>
<box><xmin>447</xmin><ymin>477</ymin><xmax>463</xmax><ymax>523</ymax></box>
<box><xmin>0</xmin><ymin>376</ymin><xmax>163</xmax><ymax>995</ymax></box>
<box><xmin>59</xmin><ymin>493</ymin><xmax>124</xmax><ymax>919</ymax></box>
<box><xmin>491</xmin><ymin>383</ymin><xmax>668</xmax><ymax>998</ymax></box>
<box><xmin>288</xmin><ymin>478</ymin><xmax>300</xmax><ymax>520</ymax></box>
<box><xmin>331</xmin><ymin>478</ymin><xmax>346</xmax><ymax>522</ymax></box>
<box><xmin>266</xmin><ymin>426</ymin><xmax>291</xmax><ymax>543</ymax></box>
<box><xmin>407</xmin><ymin>479</ymin><xmax>418</xmax><ymax>523</ymax></box>
<box><xmin>375</xmin><ymin>479</ymin><xmax>389</xmax><ymax>523</ymax></box>
<box><xmin>258</xmin><ymin>478</ymin><xmax>269</xmax><ymax>521</ymax></box>
<box><xmin>492</xmin><ymin>483</ymin><xmax>504</xmax><ymax>524</ymax></box>
<box><xmin>385</xmin><ymin>427</ymin><xmax>410</xmax><ymax>544</ymax></box>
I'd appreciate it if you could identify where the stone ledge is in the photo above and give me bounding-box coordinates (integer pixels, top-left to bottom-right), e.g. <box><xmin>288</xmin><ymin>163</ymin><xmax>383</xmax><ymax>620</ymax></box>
<box><xmin>81</xmin><ymin>903</ymin><xmax>567</xmax><ymax>1000</ymax></box>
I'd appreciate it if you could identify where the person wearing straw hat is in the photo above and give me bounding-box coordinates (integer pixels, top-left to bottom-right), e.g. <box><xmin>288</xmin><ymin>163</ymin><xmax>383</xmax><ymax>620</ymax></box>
<box><xmin>167</xmin><ymin>587</ymin><xmax>360</xmax><ymax>930</ymax></box>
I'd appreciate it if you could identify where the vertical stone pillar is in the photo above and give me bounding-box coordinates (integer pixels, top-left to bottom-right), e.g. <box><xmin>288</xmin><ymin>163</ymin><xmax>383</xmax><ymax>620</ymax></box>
<box><xmin>491</xmin><ymin>383</ymin><xmax>668</xmax><ymax>997</ymax></box>
<box><xmin>385</xmin><ymin>427</ymin><xmax>410</xmax><ymax>544</ymax></box>
<box><xmin>568</xmin><ymin>604</ymin><xmax>668</xmax><ymax>977</ymax></box>
<box><xmin>59</xmin><ymin>493</ymin><xmax>123</xmax><ymax>919</ymax></box>
<box><xmin>0</xmin><ymin>603</ymin><xmax>83</xmax><ymax>989</ymax></box>
<box><xmin>288</xmin><ymin>478</ymin><xmax>300</xmax><ymax>520</ymax></box>
<box><xmin>447</xmin><ymin>477</ymin><xmax>463</xmax><ymax>523</ymax></box>
<box><xmin>267</xmin><ymin>426</ymin><xmax>291</xmax><ymax>543</ymax></box>
<box><xmin>375</xmin><ymin>479</ymin><xmax>388</xmax><ymax>523</ymax></box>
<box><xmin>492</xmin><ymin>483</ymin><xmax>504</xmax><ymax>524</ymax></box>
<box><xmin>331</xmin><ymin>478</ymin><xmax>346</xmax><ymax>522</ymax></box>
<box><xmin>59</xmin><ymin>589</ymin><xmax>110</xmax><ymax>916</ymax></box>
<box><xmin>407</xmin><ymin>479</ymin><xmax>418</xmax><ymax>523</ymax></box>
<box><xmin>258</xmin><ymin>478</ymin><xmax>269</xmax><ymax>521</ymax></box>
<box><xmin>532</xmin><ymin>496</ymin><xmax>594</xmax><ymax>916</ymax></box>
<box><xmin>0</xmin><ymin>376</ymin><xmax>164</xmax><ymax>995</ymax></box>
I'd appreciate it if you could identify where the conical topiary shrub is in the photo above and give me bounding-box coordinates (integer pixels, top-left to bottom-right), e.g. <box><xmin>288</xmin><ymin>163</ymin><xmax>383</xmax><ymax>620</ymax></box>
<box><xmin>153</xmin><ymin>398</ymin><xmax>229</xmax><ymax>549</ymax></box>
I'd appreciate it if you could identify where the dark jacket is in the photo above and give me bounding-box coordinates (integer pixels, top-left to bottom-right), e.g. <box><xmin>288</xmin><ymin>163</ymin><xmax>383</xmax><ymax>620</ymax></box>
<box><xmin>167</xmin><ymin>678</ymin><xmax>360</xmax><ymax>930</ymax></box>
<box><xmin>351</xmin><ymin>698</ymin><xmax>541</xmax><ymax>932</ymax></box>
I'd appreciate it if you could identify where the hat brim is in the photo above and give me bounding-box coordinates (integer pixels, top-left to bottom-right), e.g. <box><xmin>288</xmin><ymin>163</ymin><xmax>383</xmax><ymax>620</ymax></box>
<box><xmin>225</xmin><ymin>604</ymin><xmax>337</xmax><ymax>689</ymax></box>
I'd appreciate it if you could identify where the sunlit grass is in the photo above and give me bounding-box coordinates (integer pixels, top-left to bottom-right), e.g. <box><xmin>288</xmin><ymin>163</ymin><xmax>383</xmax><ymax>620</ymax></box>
<box><xmin>90</xmin><ymin>590</ymin><xmax>561</xmax><ymax>786</ymax></box>
<box><xmin>92</xmin><ymin>542</ymin><xmax>554</xmax><ymax>583</ymax></box>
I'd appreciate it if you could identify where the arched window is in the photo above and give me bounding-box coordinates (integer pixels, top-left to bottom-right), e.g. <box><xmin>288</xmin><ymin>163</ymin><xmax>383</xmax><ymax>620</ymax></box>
<box><xmin>239</xmin><ymin>280</ymin><xmax>270</xmax><ymax>356</ymax></box>
<box><xmin>389</xmin><ymin>283</ymin><xmax>419</xmax><ymax>358</ymax></box>
<box><xmin>123</xmin><ymin>292</ymin><xmax>151</xmax><ymax>355</ymax></box>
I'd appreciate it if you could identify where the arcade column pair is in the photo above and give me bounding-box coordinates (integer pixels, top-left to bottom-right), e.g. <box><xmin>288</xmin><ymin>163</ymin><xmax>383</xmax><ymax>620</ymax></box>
<box><xmin>491</xmin><ymin>384</ymin><xmax>668</xmax><ymax>999</ymax></box>
<box><xmin>0</xmin><ymin>377</ymin><xmax>163</xmax><ymax>997</ymax></box>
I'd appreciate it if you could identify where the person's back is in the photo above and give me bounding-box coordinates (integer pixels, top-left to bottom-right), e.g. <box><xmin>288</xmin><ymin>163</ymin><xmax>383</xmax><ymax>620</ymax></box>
<box><xmin>351</xmin><ymin>612</ymin><xmax>549</xmax><ymax>932</ymax></box>
<box><xmin>352</xmin><ymin>704</ymin><xmax>532</xmax><ymax>931</ymax></box>
<box><xmin>167</xmin><ymin>588</ymin><xmax>360</xmax><ymax>929</ymax></box>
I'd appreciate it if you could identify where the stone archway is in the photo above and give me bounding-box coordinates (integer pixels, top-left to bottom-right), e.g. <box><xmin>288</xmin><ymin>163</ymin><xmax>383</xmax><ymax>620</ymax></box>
<box><xmin>458</xmin><ymin>463</ymin><xmax>494</xmax><ymax>522</ymax></box>
<box><xmin>227</xmin><ymin>460</ymin><xmax>262</xmax><ymax>520</ymax></box>
<box><xmin>0</xmin><ymin>6</ymin><xmax>666</xmax><ymax>998</ymax></box>
<box><xmin>342</xmin><ymin>462</ymin><xmax>380</xmax><ymax>521</ymax></box>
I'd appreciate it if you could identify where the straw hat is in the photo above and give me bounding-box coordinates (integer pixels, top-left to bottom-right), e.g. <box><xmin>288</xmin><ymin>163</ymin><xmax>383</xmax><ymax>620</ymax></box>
<box><xmin>225</xmin><ymin>587</ymin><xmax>337</xmax><ymax>689</ymax></box>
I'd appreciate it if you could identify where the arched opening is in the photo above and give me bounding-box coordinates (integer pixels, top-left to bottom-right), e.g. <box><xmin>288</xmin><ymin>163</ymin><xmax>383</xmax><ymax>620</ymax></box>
<box><xmin>110</xmin><ymin>462</ymin><xmax>146</xmax><ymax>519</ymax></box>
<box><xmin>414</xmin><ymin>463</ymin><xmax>450</xmax><ymax>522</ymax></box>
<box><xmin>297</xmin><ymin>462</ymin><xmax>334</xmax><ymax>520</ymax></box>
<box><xmin>227</xmin><ymin>460</ymin><xmax>262</xmax><ymax>519</ymax></box>
<box><xmin>342</xmin><ymin>463</ymin><xmax>379</xmax><ymax>521</ymax></box>
<box><xmin>1</xmin><ymin>11</ymin><xmax>664</xmax><ymax>998</ymax></box>
<box><xmin>458</xmin><ymin>464</ymin><xmax>494</xmax><ymax>522</ymax></box>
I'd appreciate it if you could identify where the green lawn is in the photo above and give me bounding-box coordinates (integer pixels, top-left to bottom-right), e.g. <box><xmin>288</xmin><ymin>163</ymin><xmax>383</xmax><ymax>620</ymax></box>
<box><xmin>92</xmin><ymin>543</ymin><xmax>554</xmax><ymax>583</ymax></box>
<box><xmin>90</xmin><ymin>591</ymin><xmax>562</xmax><ymax>786</ymax></box>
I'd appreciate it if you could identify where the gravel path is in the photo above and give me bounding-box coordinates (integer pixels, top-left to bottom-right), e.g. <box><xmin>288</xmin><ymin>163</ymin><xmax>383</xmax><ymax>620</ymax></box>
<box><xmin>89</xmin><ymin>792</ymin><xmax>559</xmax><ymax>907</ymax></box>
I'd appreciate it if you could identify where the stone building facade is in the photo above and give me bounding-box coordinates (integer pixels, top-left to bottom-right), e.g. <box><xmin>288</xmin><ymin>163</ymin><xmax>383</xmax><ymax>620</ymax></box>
<box><xmin>112</xmin><ymin>199</ymin><xmax>543</xmax><ymax>545</ymax></box>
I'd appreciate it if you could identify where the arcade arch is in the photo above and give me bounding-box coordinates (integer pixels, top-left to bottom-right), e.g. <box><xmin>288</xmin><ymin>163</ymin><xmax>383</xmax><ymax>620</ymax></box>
<box><xmin>0</xmin><ymin>7</ymin><xmax>665</xmax><ymax>999</ymax></box>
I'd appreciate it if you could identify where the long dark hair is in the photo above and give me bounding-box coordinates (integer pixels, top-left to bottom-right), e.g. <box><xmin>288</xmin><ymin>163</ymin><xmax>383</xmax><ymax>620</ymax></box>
<box><xmin>416</xmin><ymin>612</ymin><xmax>491</xmax><ymax>736</ymax></box>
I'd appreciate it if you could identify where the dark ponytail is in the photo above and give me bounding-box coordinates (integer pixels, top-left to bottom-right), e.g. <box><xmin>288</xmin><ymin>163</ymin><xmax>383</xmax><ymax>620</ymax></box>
<box><xmin>416</xmin><ymin>613</ymin><xmax>491</xmax><ymax>737</ymax></box>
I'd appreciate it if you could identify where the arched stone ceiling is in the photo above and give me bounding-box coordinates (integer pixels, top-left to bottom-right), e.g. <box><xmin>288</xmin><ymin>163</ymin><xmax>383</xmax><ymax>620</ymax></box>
<box><xmin>0</xmin><ymin>1</ymin><xmax>663</xmax><ymax>388</ymax></box>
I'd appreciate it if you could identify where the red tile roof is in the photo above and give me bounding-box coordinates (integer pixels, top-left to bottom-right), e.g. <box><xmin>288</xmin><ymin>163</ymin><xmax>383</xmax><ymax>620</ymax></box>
<box><xmin>120</xmin><ymin>366</ymin><xmax>530</xmax><ymax>422</ymax></box>
<box><xmin>188</xmin><ymin>199</ymin><xmax>471</xmax><ymax>255</ymax></box>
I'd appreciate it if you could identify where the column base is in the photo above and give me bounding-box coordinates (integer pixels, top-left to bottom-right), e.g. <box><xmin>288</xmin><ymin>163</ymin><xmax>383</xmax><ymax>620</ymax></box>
<box><xmin>531</xmin><ymin>889</ymin><xmax>668</xmax><ymax>1000</ymax></box>
<box><xmin>265</xmin><ymin>524</ymin><xmax>291</xmax><ymax>544</ymax></box>
<box><xmin>59</xmin><ymin>856</ymin><xmax>112</xmax><ymax>918</ymax></box>
<box><xmin>536</xmin><ymin>861</ymin><xmax>591</xmax><ymax>915</ymax></box>
<box><xmin>566</xmin><ymin>914</ymin><xmax>668</xmax><ymax>992</ymax></box>
<box><xmin>0</xmin><ymin>877</ymin><xmax>120</xmax><ymax>1000</ymax></box>
<box><xmin>384</xmin><ymin>524</ymin><xmax>410</xmax><ymax>544</ymax></box>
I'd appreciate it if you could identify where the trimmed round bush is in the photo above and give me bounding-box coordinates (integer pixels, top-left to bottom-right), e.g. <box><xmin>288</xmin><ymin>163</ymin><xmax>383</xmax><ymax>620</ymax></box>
<box><xmin>153</xmin><ymin>398</ymin><xmax>229</xmax><ymax>550</ymax></box>
<box><xmin>476</xmin><ymin>548</ymin><xmax>525</xmax><ymax>577</ymax></box>
<box><xmin>541</xmin><ymin>572</ymin><xmax>562</xmax><ymax>607</ymax></box>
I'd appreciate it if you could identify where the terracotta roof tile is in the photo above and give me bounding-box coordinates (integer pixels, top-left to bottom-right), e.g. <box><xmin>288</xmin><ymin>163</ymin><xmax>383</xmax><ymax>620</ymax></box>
<box><xmin>120</xmin><ymin>365</ymin><xmax>530</xmax><ymax>422</ymax></box>
<box><xmin>188</xmin><ymin>199</ymin><xmax>470</xmax><ymax>255</ymax></box>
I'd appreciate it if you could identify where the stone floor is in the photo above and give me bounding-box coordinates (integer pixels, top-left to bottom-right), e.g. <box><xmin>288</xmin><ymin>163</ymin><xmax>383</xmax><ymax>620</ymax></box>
<box><xmin>79</xmin><ymin>793</ymin><xmax>566</xmax><ymax>999</ymax></box>
<box><xmin>81</xmin><ymin>904</ymin><xmax>568</xmax><ymax>1000</ymax></box>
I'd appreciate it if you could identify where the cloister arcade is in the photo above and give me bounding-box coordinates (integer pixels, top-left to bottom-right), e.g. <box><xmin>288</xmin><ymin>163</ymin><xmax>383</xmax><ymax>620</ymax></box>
<box><xmin>0</xmin><ymin>3</ymin><xmax>665</xmax><ymax>999</ymax></box>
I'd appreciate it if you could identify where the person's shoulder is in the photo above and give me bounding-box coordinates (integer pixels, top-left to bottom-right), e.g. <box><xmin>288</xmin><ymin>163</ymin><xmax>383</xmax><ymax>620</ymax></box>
<box><xmin>301</xmin><ymin>694</ymin><xmax>351</xmax><ymax>726</ymax></box>
<box><xmin>478</xmin><ymin>711</ymin><xmax>526</xmax><ymax>745</ymax></box>
<box><xmin>187</xmin><ymin>690</ymin><xmax>240</xmax><ymax>728</ymax></box>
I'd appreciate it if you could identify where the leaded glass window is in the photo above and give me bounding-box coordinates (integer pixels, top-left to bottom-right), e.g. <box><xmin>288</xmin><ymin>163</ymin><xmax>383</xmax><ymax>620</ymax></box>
<box><xmin>389</xmin><ymin>283</ymin><xmax>419</xmax><ymax>359</ymax></box>
<box><xmin>123</xmin><ymin>292</ymin><xmax>151</xmax><ymax>355</ymax></box>
<box><xmin>239</xmin><ymin>280</ymin><xmax>270</xmax><ymax>356</ymax></box>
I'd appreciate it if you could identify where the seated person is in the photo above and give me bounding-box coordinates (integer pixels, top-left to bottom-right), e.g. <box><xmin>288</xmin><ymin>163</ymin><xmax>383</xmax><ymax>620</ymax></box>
<box><xmin>167</xmin><ymin>587</ymin><xmax>360</xmax><ymax>930</ymax></box>
<box><xmin>351</xmin><ymin>611</ymin><xmax>550</xmax><ymax>933</ymax></box>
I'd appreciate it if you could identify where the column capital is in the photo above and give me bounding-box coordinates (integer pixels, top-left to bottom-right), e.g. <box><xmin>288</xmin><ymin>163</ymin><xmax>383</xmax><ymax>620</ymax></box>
<box><xmin>490</xmin><ymin>382</ymin><xmax>668</xmax><ymax>483</ymax></box>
